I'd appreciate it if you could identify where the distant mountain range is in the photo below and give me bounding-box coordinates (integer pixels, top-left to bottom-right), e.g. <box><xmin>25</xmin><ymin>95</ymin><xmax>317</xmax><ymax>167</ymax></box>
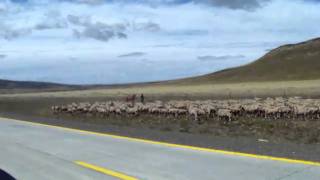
<box><xmin>1</xmin><ymin>37</ymin><xmax>320</xmax><ymax>92</ymax></box>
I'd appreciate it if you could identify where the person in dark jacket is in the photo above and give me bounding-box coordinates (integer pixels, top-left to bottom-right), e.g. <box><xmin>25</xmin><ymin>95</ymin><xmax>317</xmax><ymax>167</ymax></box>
<box><xmin>140</xmin><ymin>93</ymin><xmax>145</xmax><ymax>104</ymax></box>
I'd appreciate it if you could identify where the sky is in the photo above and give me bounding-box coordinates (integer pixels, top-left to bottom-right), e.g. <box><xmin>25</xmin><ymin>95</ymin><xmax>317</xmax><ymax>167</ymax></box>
<box><xmin>0</xmin><ymin>0</ymin><xmax>320</xmax><ymax>84</ymax></box>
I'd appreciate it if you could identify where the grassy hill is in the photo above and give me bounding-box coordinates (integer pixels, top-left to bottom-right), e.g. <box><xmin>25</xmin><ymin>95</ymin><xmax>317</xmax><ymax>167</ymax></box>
<box><xmin>0</xmin><ymin>79</ymin><xmax>70</xmax><ymax>89</ymax></box>
<box><xmin>0</xmin><ymin>79</ymin><xmax>81</xmax><ymax>93</ymax></box>
<box><xmin>174</xmin><ymin>37</ymin><xmax>320</xmax><ymax>84</ymax></box>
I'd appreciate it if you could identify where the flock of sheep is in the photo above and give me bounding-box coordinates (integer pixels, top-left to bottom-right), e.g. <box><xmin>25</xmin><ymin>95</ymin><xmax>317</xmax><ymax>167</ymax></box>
<box><xmin>52</xmin><ymin>97</ymin><xmax>320</xmax><ymax>122</ymax></box>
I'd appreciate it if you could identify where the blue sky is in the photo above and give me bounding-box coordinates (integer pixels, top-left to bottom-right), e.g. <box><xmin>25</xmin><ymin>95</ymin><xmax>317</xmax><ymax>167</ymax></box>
<box><xmin>0</xmin><ymin>0</ymin><xmax>320</xmax><ymax>84</ymax></box>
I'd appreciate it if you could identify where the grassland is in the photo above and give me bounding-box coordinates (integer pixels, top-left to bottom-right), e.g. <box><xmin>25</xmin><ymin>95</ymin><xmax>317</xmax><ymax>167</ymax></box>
<box><xmin>1</xmin><ymin>79</ymin><xmax>320</xmax><ymax>100</ymax></box>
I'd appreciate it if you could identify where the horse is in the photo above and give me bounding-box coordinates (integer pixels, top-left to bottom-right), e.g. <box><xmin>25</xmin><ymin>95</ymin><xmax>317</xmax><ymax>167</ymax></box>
<box><xmin>126</xmin><ymin>94</ymin><xmax>136</xmax><ymax>106</ymax></box>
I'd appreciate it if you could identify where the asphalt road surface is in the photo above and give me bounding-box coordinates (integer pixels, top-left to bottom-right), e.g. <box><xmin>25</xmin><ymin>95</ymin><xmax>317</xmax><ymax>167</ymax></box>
<box><xmin>0</xmin><ymin>117</ymin><xmax>319</xmax><ymax>180</ymax></box>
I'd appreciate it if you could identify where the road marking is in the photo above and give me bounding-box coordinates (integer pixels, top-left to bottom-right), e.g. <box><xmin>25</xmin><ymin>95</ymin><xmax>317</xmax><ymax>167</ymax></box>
<box><xmin>75</xmin><ymin>161</ymin><xmax>138</xmax><ymax>180</ymax></box>
<box><xmin>2</xmin><ymin>117</ymin><xmax>320</xmax><ymax>167</ymax></box>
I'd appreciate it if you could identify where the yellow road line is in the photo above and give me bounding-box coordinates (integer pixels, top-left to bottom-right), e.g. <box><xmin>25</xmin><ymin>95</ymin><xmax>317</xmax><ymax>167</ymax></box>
<box><xmin>75</xmin><ymin>161</ymin><xmax>138</xmax><ymax>180</ymax></box>
<box><xmin>2</xmin><ymin>117</ymin><xmax>320</xmax><ymax>167</ymax></box>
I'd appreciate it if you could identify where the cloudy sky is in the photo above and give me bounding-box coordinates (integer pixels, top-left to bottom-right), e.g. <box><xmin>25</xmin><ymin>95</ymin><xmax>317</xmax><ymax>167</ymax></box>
<box><xmin>0</xmin><ymin>0</ymin><xmax>320</xmax><ymax>84</ymax></box>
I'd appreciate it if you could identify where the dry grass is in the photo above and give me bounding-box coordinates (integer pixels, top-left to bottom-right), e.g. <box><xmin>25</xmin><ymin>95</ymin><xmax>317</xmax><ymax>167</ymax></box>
<box><xmin>1</xmin><ymin>79</ymin><xmax>320</xmax><ymax>99</ymax></box>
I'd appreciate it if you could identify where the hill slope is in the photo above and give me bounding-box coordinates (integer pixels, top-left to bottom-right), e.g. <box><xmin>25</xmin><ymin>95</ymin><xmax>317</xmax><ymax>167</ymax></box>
<box><xmin>175</xmin><ymin>38</ymin><xmax>320</xmax><ymax>84</ymax></box>
<box><xmin>0</xmin><ymin>79</ymin><xmax>81</xmax><ymax>93</ymax></box>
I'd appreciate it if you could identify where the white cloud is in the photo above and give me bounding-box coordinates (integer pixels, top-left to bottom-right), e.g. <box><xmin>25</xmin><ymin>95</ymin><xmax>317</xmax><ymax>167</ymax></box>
<box><xmin>0</xmin><ymin>0</ymin><xmax>320</xmax><ymax>84</ymax></box>
<box><xmin>118</xmin><ymin>52</ymin><xmax>147</xmax><ymax>58</ymax></box>
<box><xmin>197</xmin><ymin>55</ymin><xmax>245</xmax><ymax>61</ymax></box>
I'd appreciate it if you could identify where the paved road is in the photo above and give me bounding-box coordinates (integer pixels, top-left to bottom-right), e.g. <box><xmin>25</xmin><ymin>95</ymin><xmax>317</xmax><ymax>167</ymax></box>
<box><xmin>0</xmin><ymin>117</ymin><xmax>319</xmax><ymax>180</ymax></box>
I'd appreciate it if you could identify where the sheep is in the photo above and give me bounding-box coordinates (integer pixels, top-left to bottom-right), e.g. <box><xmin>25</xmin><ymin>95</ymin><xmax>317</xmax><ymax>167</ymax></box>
<box><xmin>304</xmin><ymin>106</ymin><xmax>319</xmax><ymax>120</ymax></box>
<box><xmin>264</xmin><ymin>106</ymin><xmax>280</xmax><ymax>119</ymax></box>
<box><xmin>242</xmin><ymin>104</ymin><xmax>261</xmax><ymax>117</ymax></box>
<box><xmin>127</xmin><ymin>107</ymin><xmax>138</xmax><ymax>116</ymax></box>
<box><xmin>96</xmin><ymin>107</ymin><xmax>107</xmax><ymax>116</ymax></box>
<box><xmin>278</xmin><ymin>106</ymin><xmax>292</xmax><ymax>119</ymax></box>
<box><xmin>175</xmin><ymin>101</ymin><xmax>188</xmax><ymax>109</ymax></box>
<box><xmin>51</xmin><ymin>98</ymin><xmax>320</xmax><ymax>121</ymax></box>
<box><xmin>293</xmin><ymin>105</ymin><xmax>307</xmax><ymax>120</ymax></box>
<box><xmin>188</xmin><ymin>107</ymin><xmax>199</xmax><ymax>122</ymax></box>
<box><xmin>228</xmin><ymin>104</ymin><xmax>243</xmax><ymax>117</ymax></box>
<box><xmin>200</xmin><ymin>104</ymin><xmax>216</xmax><ymax>118</ymax></box>
<box><xmin>217</xmin><ymin>109</ymin><xmax>232</xmax><ymax>122</ymax></box>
